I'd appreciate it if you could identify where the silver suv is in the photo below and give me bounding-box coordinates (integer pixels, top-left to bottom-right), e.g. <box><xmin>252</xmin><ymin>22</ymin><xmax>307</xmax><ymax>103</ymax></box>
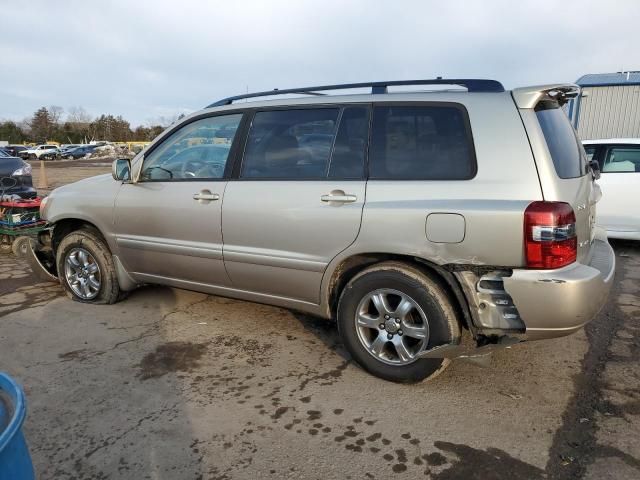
<box><xmin>32</xmin><ymin>79</ymin><xmax>615</xmax><ymax>382</ymax></box>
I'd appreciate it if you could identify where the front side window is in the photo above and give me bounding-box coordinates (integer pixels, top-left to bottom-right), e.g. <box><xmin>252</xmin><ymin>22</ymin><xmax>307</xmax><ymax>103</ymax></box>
<box><xmin>241</xmin><ymin>108</ymin><xmax>339</xmax><ymax>179</ymax></box>
<box><xmin>369</xmin><ymin>105</ymin><xmax>475</xmax><ymax>180</ymax></box>
<box><xmin>602</xmin><ymin>146</ymin><xmax>640</xmax><ymax>173</ymax></box>
<box><xmin>141</xmin><ymin>114</ymin><xmax>242</xmax><ymax>181</ymax></box>
<box><xmin>535</xmin><ymin>102</ymin><xmax>587</xmax><ymax>179</ymax></box>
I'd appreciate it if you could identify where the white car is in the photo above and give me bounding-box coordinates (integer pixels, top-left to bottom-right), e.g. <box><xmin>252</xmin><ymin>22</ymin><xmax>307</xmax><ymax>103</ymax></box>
<box><xmin>583</xmin><ymin>139</ymin><xmax>640</xmax><ymax>240</ymax></box>
<box><xmin>21</xmin><ymin>144</ymin><xmax>59</xmax><ymax>159</ymax></box>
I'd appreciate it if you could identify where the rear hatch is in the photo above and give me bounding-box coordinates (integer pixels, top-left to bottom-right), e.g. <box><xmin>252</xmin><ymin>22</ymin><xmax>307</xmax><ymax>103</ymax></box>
<box><xmin>512</xmin><ymin>85</ymin><xmax>596</xmax><ymax>264</ymax></box>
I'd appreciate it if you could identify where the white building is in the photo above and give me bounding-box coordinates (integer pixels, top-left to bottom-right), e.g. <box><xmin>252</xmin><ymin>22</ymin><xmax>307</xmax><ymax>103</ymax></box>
<box><xmin>568</xmin><ymin>71</ymin><xmax>640</xmax><ymax>140</ymax></box>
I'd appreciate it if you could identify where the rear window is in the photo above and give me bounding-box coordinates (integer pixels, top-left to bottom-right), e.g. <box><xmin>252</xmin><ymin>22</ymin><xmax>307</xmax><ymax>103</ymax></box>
<box><xmin>369</xmin><ymin>105</ymin><xmax>475</xmax><ymax>180</ymax></box>
<box><xmin>535</xmin><ymin>102</ymin><xmax>587</xmax><ymax>179</ymax></box>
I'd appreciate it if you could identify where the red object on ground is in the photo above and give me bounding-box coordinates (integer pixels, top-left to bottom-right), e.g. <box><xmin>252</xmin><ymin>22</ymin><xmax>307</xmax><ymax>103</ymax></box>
<box><xmin>0</xmin><ymin>197</ymin><xmax>42</xmax><ymax>208</ymax></box>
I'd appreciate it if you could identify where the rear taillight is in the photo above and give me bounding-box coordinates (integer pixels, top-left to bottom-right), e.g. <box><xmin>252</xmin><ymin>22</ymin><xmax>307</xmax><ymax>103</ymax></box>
<box><xmin>524</xmin><ymin>201</ymin><xmax>577</xmax><ymax>269</ymax></box>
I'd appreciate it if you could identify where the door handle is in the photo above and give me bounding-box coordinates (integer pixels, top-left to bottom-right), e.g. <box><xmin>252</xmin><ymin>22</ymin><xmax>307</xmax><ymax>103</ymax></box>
<box><xmin>193</xmin><ymin>192</ymin><xmax>220</xmax><ymax>201</ymax></box>
<box><xmin>321</xmin><ymin>192</ymin><xmax>357</xmax><ymax>203</ymax></box>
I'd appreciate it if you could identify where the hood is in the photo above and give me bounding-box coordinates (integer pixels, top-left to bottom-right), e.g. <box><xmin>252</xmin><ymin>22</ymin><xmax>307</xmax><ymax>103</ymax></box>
<box><xmin>0</xmin><ymin>157</ymin><xmax>26</xmax><ymax>176</ymax></box>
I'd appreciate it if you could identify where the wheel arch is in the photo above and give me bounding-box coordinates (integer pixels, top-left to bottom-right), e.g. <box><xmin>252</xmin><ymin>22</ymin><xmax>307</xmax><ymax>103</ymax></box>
<box><xmin>51</xmin><ymin>217</ymin><xmax>137</xmax><ymax>293</ymax></box>
<box><xmin>323</xmin><ymin>253</ymin><xmax>473</xmax><ymax>332</ymax></box>
<box><xmin>51</xmin><ymin>217</ymin><xmax>109</xmax><ymax>255</ymax></box>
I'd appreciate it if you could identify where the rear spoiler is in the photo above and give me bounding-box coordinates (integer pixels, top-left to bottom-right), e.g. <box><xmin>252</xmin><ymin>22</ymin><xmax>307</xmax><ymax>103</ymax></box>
<box><xmin>511</xmin><ymin>83</ymin><xmax>580</xmax><ymax>109</ymax></box>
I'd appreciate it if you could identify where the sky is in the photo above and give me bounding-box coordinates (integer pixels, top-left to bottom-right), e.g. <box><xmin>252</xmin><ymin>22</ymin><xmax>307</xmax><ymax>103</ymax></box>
<box><xmin>1</xmin><ymin>0</ymin><xmax>638</xmax><ymax>126</ymax></box>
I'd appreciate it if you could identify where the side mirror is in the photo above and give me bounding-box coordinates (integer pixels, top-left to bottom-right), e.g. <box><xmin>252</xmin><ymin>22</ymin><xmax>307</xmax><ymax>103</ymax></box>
<box><xmin>589</xmin><ymin>159</ymin><xmax>601</xmax><ymax>180</ymax></box>
<box><xmin>112</xmin><ymin>158</ymin><xmax>131</xmax><ymax>181</ymax></box>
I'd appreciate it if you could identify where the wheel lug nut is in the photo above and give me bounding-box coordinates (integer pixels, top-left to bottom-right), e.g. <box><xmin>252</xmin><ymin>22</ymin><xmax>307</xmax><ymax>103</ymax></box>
<box><xmin>387</xmin><ymin>334</ymin><xmax>393</xmax><ymax>340</ymax></box>
<box><xmin>398</xmin><ymin>330</ymin><xmax>403</xmax><ymax>336</ymax></box>
<box><xmin>384</xmin><ymin>315</ymin><xmax>389</xmax><ymax>320</ymax></box>
<box><xmin>379</xmin><ymin>324</ymin><xmax>385</xmax><ymax>330</ymax></box>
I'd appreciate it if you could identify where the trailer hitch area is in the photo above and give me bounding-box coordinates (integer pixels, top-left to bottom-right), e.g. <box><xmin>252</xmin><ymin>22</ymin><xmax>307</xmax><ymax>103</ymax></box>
<box><xmin>26</xmin><ymin>228</ymin><xmax>58</xmax><ymax>282</ymax></box>
<box><xmin>416</xmin><ymin>335</ymin><xmax>522</xmax><ymax>361</ymax></box>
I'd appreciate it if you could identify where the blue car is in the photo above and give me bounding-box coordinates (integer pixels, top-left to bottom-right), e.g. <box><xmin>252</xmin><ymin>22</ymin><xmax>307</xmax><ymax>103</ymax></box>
<box><xmin>61</xmin><ymin>145</ymin><xmax>98</xmax><ymax>159</ymax></box>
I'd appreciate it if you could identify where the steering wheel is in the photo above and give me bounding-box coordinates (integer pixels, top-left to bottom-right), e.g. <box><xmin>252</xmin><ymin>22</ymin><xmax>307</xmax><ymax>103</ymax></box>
<box><xmin>181</xmin><ymin>159</ymin><xmax>203</xmax><ymax>178</ymax></box>
<box><xmin>182</xmin><ymin>160</ymin><xmax>226</xmax><ymax>178</ymax></box>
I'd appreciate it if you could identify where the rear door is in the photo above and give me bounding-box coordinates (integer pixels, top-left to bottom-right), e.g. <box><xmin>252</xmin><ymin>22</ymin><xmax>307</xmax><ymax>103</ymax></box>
<box><xmin>221</xmin><ymin>105</ymin><xmax>370</xmax><ymax>303</ymax></box>
<box><xmin>534</xmin><ymin>101</ymin><xmax>595</xmax><ymax>262</ymax></box>
<box><xmin>592</xmin><ymin>144</ymin><xmax>640</xmax><ymax>236</ymax></box>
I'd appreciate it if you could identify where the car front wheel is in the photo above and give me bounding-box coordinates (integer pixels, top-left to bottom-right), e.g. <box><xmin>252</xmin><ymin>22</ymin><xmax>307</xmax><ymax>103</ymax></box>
<box><xmin>337</xmin><ymin>262</ymin><xmax>460</xmax><ymax>383</ymax></box>
<box><xmin>56</xmin><ymin>228</ymin><xmax>121</xmax><ymax>304</ymax></box>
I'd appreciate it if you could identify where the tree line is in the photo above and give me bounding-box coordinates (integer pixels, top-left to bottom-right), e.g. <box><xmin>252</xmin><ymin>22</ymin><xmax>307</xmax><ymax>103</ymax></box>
<box><xmin>0</xmin><ymin>106</ymin><xmax>184</xmax><ymax>145</ymax></box>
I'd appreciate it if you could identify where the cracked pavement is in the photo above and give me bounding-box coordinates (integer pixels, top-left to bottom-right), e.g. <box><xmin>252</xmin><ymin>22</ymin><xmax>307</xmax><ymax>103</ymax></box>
<box><xmin>0</xmin><ymin>242</ymin><xmax>638</xmax><ymax>479</ymax></box>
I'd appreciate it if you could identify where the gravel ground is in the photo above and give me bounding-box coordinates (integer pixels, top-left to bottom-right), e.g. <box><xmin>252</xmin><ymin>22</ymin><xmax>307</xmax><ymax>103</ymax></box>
<box><xmin>0</xmin><ymin>164</ymin><xmax>638</xmax><ymax>479</ymax></box>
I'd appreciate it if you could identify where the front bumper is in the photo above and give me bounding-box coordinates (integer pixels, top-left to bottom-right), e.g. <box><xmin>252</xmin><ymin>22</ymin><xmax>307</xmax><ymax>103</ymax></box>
<box><xmin>503</xmin><ymin>229</ymin><xmax>615</xmax><ymax>340</ymax></box>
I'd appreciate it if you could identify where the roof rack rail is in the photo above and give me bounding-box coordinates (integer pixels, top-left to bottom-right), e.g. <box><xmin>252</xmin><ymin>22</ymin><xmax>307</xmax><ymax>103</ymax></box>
<box><xmin>207</xmin><ymin>78</ymin><xmax>505</xmax><ymax>108</ymax></box>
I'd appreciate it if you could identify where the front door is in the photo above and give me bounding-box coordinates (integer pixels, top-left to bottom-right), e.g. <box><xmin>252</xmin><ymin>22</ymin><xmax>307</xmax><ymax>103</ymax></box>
<box><xmin>222</xmin><ymin>106</ymin><xmax>370</xmax><ymax>303</ymax></box>
<box><xmin>593</xmin><ymin>144</ymin><xmax>640</xmax><ymax>236</ymax></box>
<box><xmin>113</xmin><ymin>112</ymin><xmax>244</xmax><ymax>287</ymax></box>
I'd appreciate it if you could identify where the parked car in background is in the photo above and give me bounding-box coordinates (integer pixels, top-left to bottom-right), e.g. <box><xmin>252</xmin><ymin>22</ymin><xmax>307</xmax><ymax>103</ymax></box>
<box><xmin>34</xmin><ymin>79</ymin><xmax>615</xmax><ymax>383</ymax></box>
<box><xmin>20</xmin><ymin>144</ymin><xmax>59</xmax><ymax>160</ymax></box>
<box><xmin>56</xmin><ymin>145</ymin><xmax>82</xmax><ymax>158</ymax></box>
<box><xmin>583</xmin><ymin>138</ymin><xmax>640</xmax><ymax>240</ymax></box>
<box><xmin>59</xmin><ymin>145</ymin><xmax>98</xmax><ymax>159</ymax></box>
<box><xmin>3</xmin><ymin>145</ymin><xmax>30</xmax><ymax>158</ymax></box>
<box><xmin>0</xmin><ymin>150</ymin><xmax>36</xmax><ymax>198</ymax></box>
<box><xmin>40</xmin><ymin>148</ymin><xmax>61</xmax><ymax>160</ymax></box>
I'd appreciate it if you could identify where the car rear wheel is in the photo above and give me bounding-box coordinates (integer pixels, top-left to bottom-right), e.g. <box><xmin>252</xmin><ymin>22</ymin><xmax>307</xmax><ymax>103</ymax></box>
<box><xmin>56</xmin><ymin>228</ymin><xmax>121</xmax><ymax>304</ymax></box>
<box><xmin>337</xmin><ymin>262</ymin><xmax>460</xmax><ymax>383</ymax></box>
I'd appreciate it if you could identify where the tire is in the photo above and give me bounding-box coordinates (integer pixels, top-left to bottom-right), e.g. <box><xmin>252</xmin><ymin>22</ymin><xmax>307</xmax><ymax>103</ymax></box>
<box><xmin>11</xmin><ymin>236</ymin><xmax>31</xmax><ymax>258</ymax></box>
<box><xmin>337</xmin><ymin>262</ymin><xmax>460</xmax><ymax>383</ymax></box>
<box><xmin>55</xmin><ymin>228</ymin><xmax>121</xmax><ymax>304</ymax></box>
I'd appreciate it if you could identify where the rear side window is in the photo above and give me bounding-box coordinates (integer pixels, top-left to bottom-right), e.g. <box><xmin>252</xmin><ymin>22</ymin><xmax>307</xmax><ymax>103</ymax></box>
<box><xmin>242</xmin><ymin>108</ymin><xmax>339</xmax><ymax>179</ymax></box>
<box><xmin>535</xmin><ymin>102</ymin><xmax>586</xmax><ymax>179</ymax></box>
<box><xmin>328</xmin><ymin>106</ymin><xmax>369</xmax><ymax>179</ymax></box>
<box><xmin>369</xmin><ymin>105</ymin><xmax>475</xmax><ymax>180</ymax></box>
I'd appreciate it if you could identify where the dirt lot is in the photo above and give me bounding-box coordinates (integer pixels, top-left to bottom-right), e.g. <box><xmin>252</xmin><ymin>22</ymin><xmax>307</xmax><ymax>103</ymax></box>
<box><xmin>1</xmin><ymin>163</ymin><xmax>639</xmax><ymax>479</ymax></box>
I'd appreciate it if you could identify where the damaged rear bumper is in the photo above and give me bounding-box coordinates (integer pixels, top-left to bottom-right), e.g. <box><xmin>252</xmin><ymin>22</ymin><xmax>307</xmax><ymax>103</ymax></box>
<box><xmin>426</xmin><ymin>229</ymin><xmax>616</xmax><ymax>359</ymax></box>
<box><xmin>504</xmin><ymin>233</ymin><xmax>615</xmax><ymax>340</ymax></box>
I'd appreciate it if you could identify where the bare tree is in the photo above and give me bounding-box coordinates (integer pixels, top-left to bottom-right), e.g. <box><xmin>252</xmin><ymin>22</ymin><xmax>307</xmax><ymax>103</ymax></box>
<box><xmin>49</xmin><ymin>105</ymin><xmax>64</xmax><ymax>125</ymax></box>
<box><xmin>67</xmin><ymin>106</ymin><xmax>92</xmax><ymax>124</ymax></box>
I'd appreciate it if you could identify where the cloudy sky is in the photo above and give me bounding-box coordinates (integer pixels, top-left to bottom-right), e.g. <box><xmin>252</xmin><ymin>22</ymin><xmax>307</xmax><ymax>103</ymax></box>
<box><xmin>1</xmin><ymin>0</ymin><xmax>638</xmax><ymax>126</ymax></box>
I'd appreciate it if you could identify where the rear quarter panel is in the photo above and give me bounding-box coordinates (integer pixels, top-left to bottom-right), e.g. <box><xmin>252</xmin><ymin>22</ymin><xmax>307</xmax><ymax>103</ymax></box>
<box><xmin>341</xmin><ymin>93</ymin><xmax>542</xmax><ymax>267</ymax></box>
